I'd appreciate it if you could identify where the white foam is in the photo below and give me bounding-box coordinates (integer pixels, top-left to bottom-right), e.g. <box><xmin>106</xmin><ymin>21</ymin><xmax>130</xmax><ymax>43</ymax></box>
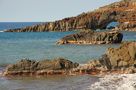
<box><xmin>0</xmin><ymin>31</ymin><xmax>4</xmax><ymax>32</ymax></box>
<box><xmin>89</xmin><ymin>74</ymin><xmax>136</xmax><ymax>90</ymax></box>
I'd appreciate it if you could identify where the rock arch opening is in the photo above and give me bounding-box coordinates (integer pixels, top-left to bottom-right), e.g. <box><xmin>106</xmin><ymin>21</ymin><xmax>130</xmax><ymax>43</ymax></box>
<box><xmin>106</xmin><ymin>21</ymin><xmax>119</xmax><ymax>29</ymax></box>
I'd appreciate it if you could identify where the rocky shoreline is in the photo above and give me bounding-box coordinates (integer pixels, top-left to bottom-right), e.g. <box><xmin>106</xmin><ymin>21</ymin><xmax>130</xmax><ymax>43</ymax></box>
<box><xmin>4</xmin><ymin>0</ymin><xmax>136</xmax><ymax>32</ymax></box>
<box><xmin>2</xmin><ymin>42</ymin><xmax>136</xmax><ymax>77</ymax></box>
<box><xmin>2</xmin><ymin>58</ymin><xmax>79</xmax><ymax>76</ymax></box>
<box><xmin>1</xmin><ymin>0</ymin><xmax>136</xmax><ymax>78</ymax></box>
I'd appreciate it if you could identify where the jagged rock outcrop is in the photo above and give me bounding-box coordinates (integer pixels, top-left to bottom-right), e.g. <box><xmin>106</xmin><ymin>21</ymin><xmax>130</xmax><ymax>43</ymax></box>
<box><xmin>75</xmin><ymin>42</ymin><xmax>136</xmax><ymax>75</ymax></box>
<box><xmin>57</xmin><ymin>31</ymin><xmax>123</xmax><ymax>45</ymax></box>
<box><xmin>106</xmin><ymin>42</ymin><xmax>136</xmax><ymax>69</ymax></box>
<box><xmin>4</xmin><ymin>0</ymin><xmax>136</xmax><ymax>32</ymax></box>
<box><xmin>3</xmin><ymin>58</ymin><xmax>79</xmax><ymax>76</ymax></box>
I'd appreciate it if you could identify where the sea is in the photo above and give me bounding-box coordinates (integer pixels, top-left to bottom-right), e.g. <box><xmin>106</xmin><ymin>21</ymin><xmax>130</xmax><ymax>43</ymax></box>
<box><xmin>0</xmin><ymin>22</ymin><xmax>136</xmax><ymax>90</ymax></box>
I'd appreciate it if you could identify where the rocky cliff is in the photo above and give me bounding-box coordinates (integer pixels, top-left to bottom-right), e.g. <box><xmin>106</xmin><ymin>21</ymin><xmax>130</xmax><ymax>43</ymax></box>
<box><xmin>4</xmin><ymin>0</ymin><xmax>136</xmax><ymax>32</ymax></box>
<box><xmin>57</xmin><ymin>31</ymin><xmax>123</xmax><ymax>45</ymax></box>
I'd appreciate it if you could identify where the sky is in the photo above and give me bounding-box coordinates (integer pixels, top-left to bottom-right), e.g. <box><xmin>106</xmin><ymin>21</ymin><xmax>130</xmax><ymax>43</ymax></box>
<box><xmin>0</xmin><ymin>0</ymin><xmax>120</xmax><ymax>22</ymax></box>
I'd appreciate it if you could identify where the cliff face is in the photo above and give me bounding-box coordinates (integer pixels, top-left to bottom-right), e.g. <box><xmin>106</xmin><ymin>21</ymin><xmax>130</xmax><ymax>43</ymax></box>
<box><xmin>5</xmin><ymin>0</ymin><xmax>136</xmax><ymax>32</ymax></box>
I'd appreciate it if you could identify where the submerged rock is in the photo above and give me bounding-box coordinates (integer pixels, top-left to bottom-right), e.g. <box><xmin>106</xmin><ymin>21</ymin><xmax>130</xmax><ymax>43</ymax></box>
<box><xmin>57</xmin><ymin>31</ymin><xmax>123</xmax><ymax>45</ymax></box>
<box><xmin>3</xmin><ymin>58</ymin><xmax>79</xmax><ymax>76</ymax></box>
<box><xmin>4</xmin><ymin>0</ymin><xmax>136</xmax><ymax>32</ymax></box>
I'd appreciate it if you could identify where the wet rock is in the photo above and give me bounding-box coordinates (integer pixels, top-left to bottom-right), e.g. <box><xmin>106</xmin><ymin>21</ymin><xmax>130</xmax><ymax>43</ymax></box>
<box><xmin>57</xmin><ymin>31</ymin><xmax>123</xmax><ymax>45</ymax></box>
<box><xmin>3</xmin><ymin>58</ymin><xmax>79</xmax><ymax>76</ymax></box>
<box><xmin>96</xmin><ymin>42</ymin><xmax>136</xmax><ymax>73</ymax></box>
<box><xmin>77</xmin><ymin>42</ymin><xmax>136</xmax><ymax>75</ymax></box>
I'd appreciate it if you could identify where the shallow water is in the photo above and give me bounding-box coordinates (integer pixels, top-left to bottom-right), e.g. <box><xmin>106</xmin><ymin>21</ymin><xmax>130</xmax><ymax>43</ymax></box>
<box><xmin>0</xmin><ymin>31</ymin><xmax>136</xmax><ymax>65</ymax></box>
<box><xmin>0</xmin><ymin>31</ymin><xmax>121</xmax><ymax>65</ymax></box>
<box><xmin>0</xmin><ymin>22</ymin><xmax>136</xmax><ymax>90</ymax></box>
<box><xmin>0</xmin><ymin>31</ymin><xmax>136</xmax><ymax>90</ymax></box>
<box><xmin>0</xmin><ymin>75</ymin><xmax>99</xmax><ymax>90</ymax></box>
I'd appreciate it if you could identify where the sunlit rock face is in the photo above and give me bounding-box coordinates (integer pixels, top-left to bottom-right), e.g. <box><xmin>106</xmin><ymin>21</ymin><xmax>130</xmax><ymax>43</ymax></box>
<box><xmin>71</xmin><ymin>42</ymin><xmax>136</xmax><ymax>75</ymax></box>
<box><xmin>3</xmin><ymin>58</ymin><xmax>79</xmax><ymax>76</ymax></box>
<box><xmin>106</xmin><ymin>42</ymin><xmax>136</xmax><ymax>69</ymax></box>
<box><xmin>4</xmin><ymin>0</ymin><xmax>136</xmax><ymax>32</ymax></box>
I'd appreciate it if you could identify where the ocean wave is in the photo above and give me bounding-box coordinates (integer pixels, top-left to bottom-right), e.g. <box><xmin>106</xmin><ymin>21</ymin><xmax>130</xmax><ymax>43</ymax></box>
<box><xmin>89</xmin><ymin>74</ymin><xmax>136</xmax><ymax>90</ymax></box>
<box><xmin>0</xmin><ymin>31</ymin><xmax>4</xmax><ymax>32</ymax></box>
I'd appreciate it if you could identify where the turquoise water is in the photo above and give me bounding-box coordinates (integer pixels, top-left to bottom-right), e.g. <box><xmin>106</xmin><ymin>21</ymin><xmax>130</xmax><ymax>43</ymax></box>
<box><xmin>0</xmin><ymin>31</ymin><xmax>136</xmax><ymax>65</ymax></box>
<box><xmin>0</xmin><ymin>22</ymin><xmax>136</xmax><ymax>90</ymax></box>
<box><xmin>0</xmin><ymin>31</ymin><xmax>121</xmax><ymax>65</ymax></box>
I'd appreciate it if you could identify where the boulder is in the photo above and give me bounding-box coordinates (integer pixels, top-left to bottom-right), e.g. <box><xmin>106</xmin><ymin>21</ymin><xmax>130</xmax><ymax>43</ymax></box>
<box><xmin>85</xmin><ymin>42</ymin><xmax>136</xmax><ymax>74</ymax></box>
<box><xmin>3</xmin><ymin>58</ymin><xmax>79</xmax><ymax>76</ymax></box>
<box><xmin>73</xmin><ymin>42</ymin><xmax>136</xmax><ymax>75</ymax></box>
<box><xmin>106</xmin><ymin>42</ymin><xmax>136</xmax><ymax>69</ymax></box>
<box><xmin>57</xmin><ymin>31</ymin><xmax>123</xmax><ymax>45</ymax></box>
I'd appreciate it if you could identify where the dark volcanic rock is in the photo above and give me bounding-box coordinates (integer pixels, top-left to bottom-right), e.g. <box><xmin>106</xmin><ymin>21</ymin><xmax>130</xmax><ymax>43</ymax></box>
<box><xmin>3</xmin><ymin>58</ymin><xmax>79</xmax><ymax>76</ymax></box>
<box><xmin>57</xmin><ymin>31</ymin><xmax>123</xmax><ymax>45</ymax></box>
<box><xmin>4</xmin><ymin>0</ymin><xmax>136</xmax><ymax>32</ymax></box>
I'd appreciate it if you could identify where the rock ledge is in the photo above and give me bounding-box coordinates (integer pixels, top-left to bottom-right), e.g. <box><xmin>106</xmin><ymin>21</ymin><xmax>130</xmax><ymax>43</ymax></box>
<box><xmin>57</xmin><ymin>31</ymin><xmax>123</xmax><ymax>45</ymax></box>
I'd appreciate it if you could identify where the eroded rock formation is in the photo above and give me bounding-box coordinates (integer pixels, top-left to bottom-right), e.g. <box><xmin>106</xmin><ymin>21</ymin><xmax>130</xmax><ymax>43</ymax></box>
<box><xmin>75</xmin><ymin>42</ymin><xmax>136</xmax><ymax>75</ymax></box>
<box><xmin>4</xmin><ymin>0</ymin><xmax>136</xmax><ymax>32</ymax></box>
<box><xmin>57</xmin><ymin>31</ymin><xmax>123</xmax><ymax>45</ymax></box>
<box><xmin>3</xmin><ymin>58</ymin><xmax>79</xmax><ymax>76</ymax></box>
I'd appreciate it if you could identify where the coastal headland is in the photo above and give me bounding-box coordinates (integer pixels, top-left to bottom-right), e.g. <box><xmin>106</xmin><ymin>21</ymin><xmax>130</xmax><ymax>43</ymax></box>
<box><xmin>4</xmin><ymin>0</ymin><xmax>136</xmax><ymax>32</ymax></box>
